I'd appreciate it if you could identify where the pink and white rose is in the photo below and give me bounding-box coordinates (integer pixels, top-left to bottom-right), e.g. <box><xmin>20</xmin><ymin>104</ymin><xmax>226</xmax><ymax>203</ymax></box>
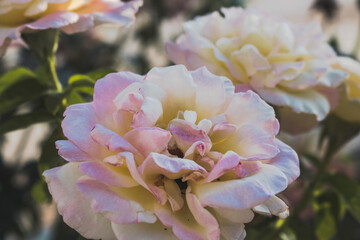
<box><xmin>166</xmin><ymin>7</ymin><xmax>347</xmax><ymax>133</ymax></box>
<box><xmin>44</xmin><ymin>65</ymin><xmax>299</xmax><ymax>240</ymax></box>
<box><xmin>0</xmin><ymin>0</ymin><xmax>142</xmax><ymax>56</ymax></box>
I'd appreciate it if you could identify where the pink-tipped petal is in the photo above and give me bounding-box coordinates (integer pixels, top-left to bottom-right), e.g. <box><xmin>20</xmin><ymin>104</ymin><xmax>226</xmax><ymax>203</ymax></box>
<box><xmin>204</xmin><ymin>151</ymin><xmax>241</xmax><ymax>183</ymax></box>
<box><xmin>191</xmin><ymin>67</ymin><xmax>234</xmax><ymax>119</ymax></box>
<box><xmin>62</xmin><ymin>103</ymin><xmax>106</xmax><ymax>160</ymax></box>
<box><xmin>94</xmin><ymin>72</ymin><xmax>142</xmax><ymax>126</ymax></box>
<box><xmin>79</xmin><ymin>161</ymin><xmax>138</xmax><ymax>188</ymax></box>
<box><xmin>225</xmin><ymin>90</ymin><xmax>279</xmax><ymax>135</ymax></box>
<box><xmin>139</xmin><ymin>153</ymin><xmax>206</xmax><ymax>180</ymax></box>
<box><xmin>90</xmin><ymin>123</ymin><xmax>140</xmax><ymax>154</ymax></box>
<box><xmin>193</xmin><ymin>164</ymin><xmax>288</xmax><ymax>210</ymax></box>
<box><xmin>263</xmin><ymin>139</ymin><xmax>299</xmax><ymax>184</ymax></box>
<box><xmin>43</xmin><ymin>163</ymin><xmax>115</xmax><ymax>239</ymax></box>
<box><xmin>77</xmin><ymin>178</ymin><xmax>157</xmax><ymax>224</ymax></box>
<box><xmin>124</xmin><ymin>127</ymin><xmax>172</xmax><ymax>158</ymax></box>
<box><xmin>169</xmin><ymin>119</ymin><xmax>211</xmax><ymax>154</ymax></box>
<box><xmin>55</xmin><ymin>140</ymin><xmax>90</xmax><ymax>162</ymax></box>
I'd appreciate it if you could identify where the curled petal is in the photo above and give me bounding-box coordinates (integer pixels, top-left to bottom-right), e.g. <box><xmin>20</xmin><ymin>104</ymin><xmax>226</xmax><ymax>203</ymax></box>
<box><xmin>253</xmin><ymin>196</ymin><xmax>289</xmax><ymax>219</ymax></box>
<box><xmin>204</xmin><ymin>151</ymin><xmax>241</xmax><ymax>183</ymax></box>
<box><xmin>94</xmin><ymin>72</ymin><xmax>142</xmax><ymax>126</ymax></box>
<box><xmin>193</xmin><ymin>164</ymin><xmax>288</xmax><ymax>210</ymax></box>
<box><xmin>139</xmin><ymin>153</ymin><xmax>206</xmax><ymax>180</ymax></box>
<box><xmin>169</xmin><ymin>119</ymin><xmax>211</xmax><ymax>154</ymax></box>
<box><xmin>55</xmin><ymin>140</ymin><xmax>90</xmax><ymax>162</ymax></box>
<box><xmin>62</xmin><ymin>103</ymin><xmax>105</xmax><ymax>160</ymax></box>
<box><xmin>263</xmin><ymin>139</ymin><xmax>299</xmax><ymax>184</ymax></box>
<box><xmin>124</xmin><ymin>127</ymin><xmax>172</xmax><ymax>159</ymax></box>
<box><xmin>79</xmin><ymin>161</ymin><xmax>138</xmax><ymax>188</ymax></box>
<box><xmin>225</xmin><ymin>91</ymin><xmax>279</xmax><ymax>135</ymax></box>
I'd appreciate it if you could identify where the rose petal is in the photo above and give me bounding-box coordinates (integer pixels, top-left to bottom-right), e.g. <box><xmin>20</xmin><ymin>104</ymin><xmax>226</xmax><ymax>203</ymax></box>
<box><xmin>62</xmin><ymin>103</ymin><xmax>106</xmax><ymax>159</ymax></box>
<box><xmin>77</xmin><ymin>178</ymin><xmax>157</xmax><ymax>224</ymax></box>
<box><xmin>111</xmin><ymin>221</ymin><xmax>178</xmax><ymax>240</ymax></box>
<box><xmin>43</xmin><ymin>163</ymin><xmax>115</xmax><ymax>239</ymax></box>
<box><xmin>124</xmin><ymin>127</ymin><xmax>171</xmax><ymax>159</ymax></box>
<box><xmin>139</xmin><ymin>153</ymin><xmax>206</xmax><ymax>180</ymax></box>
<box><xmin>79</xmin><ymin>161</ymin><xmax>138</xmax><ymax>188</ymax></box>
<box><xmin>193</xmin><ymin>164</ymin><xmax>288</xmax><ymax>210</ymax></box>
<box><xmin>225</xmin><ymin>90</ymin><xmax>279</xmax><ymax>135</ymax></box>
<box><xmin>263</xmin><ymin>139</ymin><xmax>299</xmax><ymax>184</ymax></box>
<box><xmin>55</xmin><ymin>140</ymin><xmax>90</xmax><ymax>162</ymax></box>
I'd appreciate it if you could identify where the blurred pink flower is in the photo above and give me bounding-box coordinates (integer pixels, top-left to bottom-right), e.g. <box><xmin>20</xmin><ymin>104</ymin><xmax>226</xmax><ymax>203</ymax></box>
<box><xmin>44</xmin><ymin>65</ymin><xmax>299</xmax><ymax>240</ymax></box>
<box><xmin>0</xmin><ymin>0</ymin><xmax>142</xmax><ymax>56</ymax></box>
<box><xmin>167</xmin><ymin>7</ymin><xmax>347</xmax><ymax>134</ymax></box>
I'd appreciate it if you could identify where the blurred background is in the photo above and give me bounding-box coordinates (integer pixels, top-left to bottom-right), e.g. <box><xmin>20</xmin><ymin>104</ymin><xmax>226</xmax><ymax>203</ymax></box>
<box><xmin>1</xmin><ymin>0</ymin><xmax>360</xmax><ymax>239</ymax></box>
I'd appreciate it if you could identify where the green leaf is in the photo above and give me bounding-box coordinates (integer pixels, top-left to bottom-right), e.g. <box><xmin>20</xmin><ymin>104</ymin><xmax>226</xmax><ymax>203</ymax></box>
<box><xmin>0</xmin><ymin>67</ymin><xmax>46</xmax><ymax>114</ymax></box>
<box><xmin>325</xmin><ymin>173</ymin><xmax>360</xmax><ymax>223</ymax></box>
<box><xmin>314</xmin><ymin>201</ymin><xmax>337</xmax><ymax>240</ymax></box>
<box><xmin>0</xmin><ymin>110</ymin><xmax>55</xmax><ymax>135</ymax></box>
<box><xmin>68</xmin><ymin>74</ymin><xmax>95</xmax><ymax>85</ymax></box>
<box><xmin>320</xmin><ymin>114</ymin><xmax>360</xmax><ymax>156</ymax></box>
<box><xmin>38</xmin><ymin>125</ymin><xmax>65</xmax><ymax>174</ymax></box>
<box><xmin>86</xmin><ymin>68</ymin><xmax>115</xmax><ymax>80</ymax></box>
<box><xmin>279</xmin><ymin>228</ymin><xmax>296</xmax><ymax>240</ymax></box>
<box><xmin>288</xmin><ymin>217</ymin><xmax>313</xmax><ymax>240</ymax></box>
<box><xmin>68</xmin><ymin>74</ymin><xmax>95</xmax><ymax>95</ymax></box>
<box><xmin>66</xmin><ymin>91</ymin><xmax>85</xmax><ymax>105</ymax></box>
<box><xmin>44</xmin><ymin>91</ymin><xmax>64</xmax><ymax>115</ymax></box>
<box><xmin>316</xmin><ymin>190</ymin><xmax>346</xmax><ymax>223</ymax></box>
<box><xmin>21</xmin><ymin>29</ymin><xmax>59</xmax><ymax>62</ymax></box>
<box><xmin>31</xmin><ymin>180</ymin><xmax>51</xmax><ymax>204</ymax></box>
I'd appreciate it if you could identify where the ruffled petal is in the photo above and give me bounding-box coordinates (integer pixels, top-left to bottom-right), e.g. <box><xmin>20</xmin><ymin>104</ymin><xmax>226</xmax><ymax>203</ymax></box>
<box><xmin>263</xmin><ymin>139</ymin><xmax>299</xmax><ymax>184</ymax></box>
<box><xmin>255</xmin><ymin>86</ymin><xmax>330</xmax><ymax>121</ymax></box>
<box><xmin>139</xmin><ymin>153</ymin><xmax>206</xmax><ymax>180</ymax></box>
<box><xmin>204</xmin><ymin>151</ymin><xmax>241</xmax><ymax>183</ymax></box>
<box><xmin>79</xmin><ymin>161</ymin><xmax>138</xmax><ymax>187</ymax></box>
<box><xmin>62</xmin><ymin>103</ymin><xmax>106</xmax><ymax>159</ymax></box>
<box><xmin>77</xmin><ymin>178</ymin><xmax>157</xmax><ymax>224</ymax></box>
<box><xmin>169</xmin><ymin>119</ymin><xmax>211</xmax><ymax>154</ymax></box>
<box><xmin>43</xmin><ymin>163</ymin><xmax>116</xmax><ymax>239</ymax></box>
<box><xmin>94</xmin><ymin>72</ymin><xmax>142</xmax><ymax>127</ymax></box>
<box><xmin>124</xmin><ymin>127</ymin><xmax>171</xmax><ymax>158</ymax></box>
<box><xmin>225</xmin><ymin>91</ymin><xmax>279</xmax><ymax>135</ymax></box>
<box><xmin>193</xmin><ymin>164</ymin><xmax>288</xmax><ymax>209</ymax></box>
<box><xmin>55</xmin><ymin>140</ymin><xmax>90</xmax><ymax>162</ymax></box>
<box><xmin>191</xmin><ymin>67</ymin><xmax>234</xmax><ymax>119</ymax></box>
<box><xmin>212</xmin><ymin>124</ymin><xmax>279</xmax><ymax>161</ymax></box>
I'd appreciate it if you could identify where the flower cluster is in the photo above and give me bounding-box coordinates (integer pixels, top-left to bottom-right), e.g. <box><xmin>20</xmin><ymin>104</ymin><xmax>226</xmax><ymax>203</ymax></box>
<box><xmin>0</xmin><ymin>0</ymin><xmax>142</xmax><ymax>56</ymax></box>
<box><xmin>167</xmin><ymin>7</ymin><xmax>347</xmax><ymax>133</ymax></box>
<box><xmin>44</xmin><ymin>65</ymin><xmax>299</xmax><ymax>240</ymax></box>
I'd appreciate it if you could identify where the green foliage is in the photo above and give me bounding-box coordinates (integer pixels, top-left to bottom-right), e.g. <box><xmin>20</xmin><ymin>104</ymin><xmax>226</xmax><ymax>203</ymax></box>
<box><xmin>65</xmin><ymin>69</ymin><xmax>115</xmax><ymax>105</ymax></box>
<box><xmin>0</xmin><ymin>67</ymin><xmax>46</xmax><ymax>114</ymax></box>
<box><xmin>0</xmin><ymin>109</ymin><xmax>55</xmax><ymax>135</ymax></box>
<box><xmin>21</xmin><ymin>29</ymin><xmax>59</xmax><ymax>63</ymax></box>
<box><xmin>325</xmin><ymin>173</ymin><xmax>360</xmax><ymax>223</ymax></box>
<box><xmin>320</xmin><ymin>114</ymin><xmax>360</xmax><ymax>157</ymax></box>
<box><xmin>315</xmin><ymin>201</ymin><xmax>337</xmax><ymax>240</ymax></box>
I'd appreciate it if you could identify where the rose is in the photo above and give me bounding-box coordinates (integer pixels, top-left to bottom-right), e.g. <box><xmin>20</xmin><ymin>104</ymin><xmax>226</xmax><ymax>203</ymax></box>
<box><xmin>0</xmin><ymin>0</ymin><xmax>142</xmax><ymax>56</ymax></box>
<box><xmin>44</xmin><ymin>65</ymin><xmax>299</xmax><ymax>240</ymax></box>
<box><xmin>166</xmin><ymin>7</ymin><xmax>347</xmax><ymax>134</ymax></box>
<box><xmin>331</xmin><ymin>57</ymin><xmax>360</xmax><ymax>122</ymax></box>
